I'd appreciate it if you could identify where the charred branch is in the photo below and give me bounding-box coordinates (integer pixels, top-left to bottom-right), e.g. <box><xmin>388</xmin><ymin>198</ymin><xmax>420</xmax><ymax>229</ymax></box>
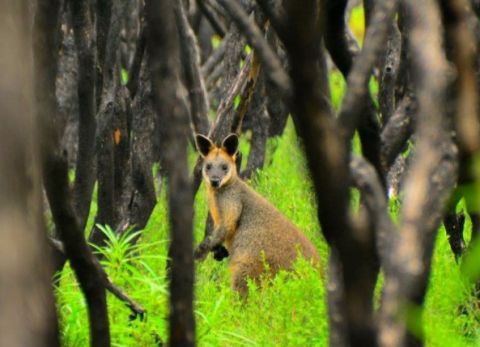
<box><xmin>70</xmin><ymin>0</ymin><xmax>97</xmax><ymax>231</ymax></box>
<box><xmin>44</xmin><ymin>152</ymin><xmax>110</xmax><ymax>347</ymax></box>
<box><xmin>48</xmin><ymin>237</ymin><xmax>146</xmax><ymax>318</ymax></box>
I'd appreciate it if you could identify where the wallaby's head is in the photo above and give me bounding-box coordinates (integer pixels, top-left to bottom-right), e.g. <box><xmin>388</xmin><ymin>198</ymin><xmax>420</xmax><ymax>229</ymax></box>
<box><xmin>195</xmin><ymin>133</ymin><xmax>239</xmax><ymax>189</ymax></box>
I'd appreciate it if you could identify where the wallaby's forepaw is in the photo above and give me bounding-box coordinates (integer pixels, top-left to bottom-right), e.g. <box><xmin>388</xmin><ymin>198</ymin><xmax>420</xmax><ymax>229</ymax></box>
<box><xmin>212</xmin><ymin>245</ymin><xmax>229</xmax><ymax>261</ymax></box>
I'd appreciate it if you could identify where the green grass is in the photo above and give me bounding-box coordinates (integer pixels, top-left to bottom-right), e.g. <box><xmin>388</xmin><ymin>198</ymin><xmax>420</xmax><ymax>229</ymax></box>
<box><xmin>56</xmin><ymin>122</ymin><xmax>480</xmax><ymax>346</ymax></box>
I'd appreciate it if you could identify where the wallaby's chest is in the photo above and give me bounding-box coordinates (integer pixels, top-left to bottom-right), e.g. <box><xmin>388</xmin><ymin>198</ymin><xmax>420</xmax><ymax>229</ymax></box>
<box><xmin>207</xmin><ymin>187</ymin><xmax>240</xmax><ymax>228</ymax></box>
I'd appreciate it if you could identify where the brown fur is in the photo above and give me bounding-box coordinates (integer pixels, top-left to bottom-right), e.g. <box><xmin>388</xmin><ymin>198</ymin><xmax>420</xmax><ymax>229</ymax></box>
<box><xmin>195</xmin><ymin>135</ymin><xmax>321</xmax><ymax>296</ymax></box>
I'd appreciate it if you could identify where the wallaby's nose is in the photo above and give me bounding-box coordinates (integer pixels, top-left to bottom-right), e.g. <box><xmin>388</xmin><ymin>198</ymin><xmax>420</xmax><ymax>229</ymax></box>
<box><xmin>210</xmin><ymin>178</ymin><xmax>220</xmax><ymax>188</ymax></box>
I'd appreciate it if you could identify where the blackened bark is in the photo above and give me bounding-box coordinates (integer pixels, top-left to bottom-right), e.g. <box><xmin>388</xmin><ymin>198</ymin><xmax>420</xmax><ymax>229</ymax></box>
<box><xmin>146</xmin><ymin>0</ymin><xmax>196</xmax><ymax>345</ymax></box>
<box><xmin>71</xmin><ymin>0</ymin><xmax>97</xmax><ymax>230</ymax></box>
<box><xmin>1</xmin><ymin>2</ymin><xmax>60</xmax><ymax>346</ymax></box>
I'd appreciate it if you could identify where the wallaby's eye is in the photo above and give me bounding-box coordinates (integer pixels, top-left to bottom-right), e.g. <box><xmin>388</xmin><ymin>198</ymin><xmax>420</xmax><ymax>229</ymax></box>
<box><xmin>221</xmin><ymin>164</ymin><xmax>228</xmax><ymax>172</ymax></box>
<box><xmin>206</xmin><ymin>163</ymin><xmax>212</xmax><ymax>171</ymax></box>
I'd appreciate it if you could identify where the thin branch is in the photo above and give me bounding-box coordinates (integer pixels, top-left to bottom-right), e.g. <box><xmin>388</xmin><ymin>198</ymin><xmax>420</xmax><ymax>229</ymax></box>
<box><xmin>48</xmin><ymin>237</ymin><xmax>146</xmax><ymax>318</ymax></box>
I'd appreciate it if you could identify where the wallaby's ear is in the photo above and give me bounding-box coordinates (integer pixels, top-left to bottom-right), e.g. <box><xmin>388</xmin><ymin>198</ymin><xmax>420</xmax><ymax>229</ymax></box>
<box><xmin>221</xmin><ymin>133</ymin><xmax>239</xmax><ymax>157</ymax></box>
<box><xmin>195</xmin><ymin>134</ymin><xmax>214</xmax><ymax>157</ymax></box>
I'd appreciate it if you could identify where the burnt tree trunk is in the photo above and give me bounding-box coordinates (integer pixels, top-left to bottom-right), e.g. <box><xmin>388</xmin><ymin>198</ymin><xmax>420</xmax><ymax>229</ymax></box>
<box><xmin>146</xmin><ymin>0</ymin><xmax>196</xmax><ymax>345</ymax></box>
<box><xmin>379</xmin><ymin>2</ymin><xmax>458</xmax><ymax>346</ymax></box>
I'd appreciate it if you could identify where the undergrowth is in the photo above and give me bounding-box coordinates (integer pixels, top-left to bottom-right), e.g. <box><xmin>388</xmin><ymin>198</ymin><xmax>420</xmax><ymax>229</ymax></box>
<box><xmin>56</xmin><ymin>122</ymin><xmax>480</xmax><ymax>346</ymax></box>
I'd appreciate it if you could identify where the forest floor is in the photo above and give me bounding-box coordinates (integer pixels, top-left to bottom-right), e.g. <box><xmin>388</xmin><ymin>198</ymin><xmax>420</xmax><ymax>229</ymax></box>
<box><xmin>57</xmin><ymin>118</ymin><xmax>480</xmax><ymax>346</ymax></box>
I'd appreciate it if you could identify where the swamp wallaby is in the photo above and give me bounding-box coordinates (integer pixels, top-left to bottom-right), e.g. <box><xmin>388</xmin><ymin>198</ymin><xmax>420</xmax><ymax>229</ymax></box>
<box><xmin>194</xmin><ymin>133</ymin><xmax>320</xmax><ymax>295</ymax></box>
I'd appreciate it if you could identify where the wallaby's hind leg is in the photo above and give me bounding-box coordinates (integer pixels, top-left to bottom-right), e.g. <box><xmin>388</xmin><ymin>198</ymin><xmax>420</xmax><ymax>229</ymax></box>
<box><xmin>229</xmin><ymin>254</ymin><xmax>264</xmax><ymax>297</ymax></box>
